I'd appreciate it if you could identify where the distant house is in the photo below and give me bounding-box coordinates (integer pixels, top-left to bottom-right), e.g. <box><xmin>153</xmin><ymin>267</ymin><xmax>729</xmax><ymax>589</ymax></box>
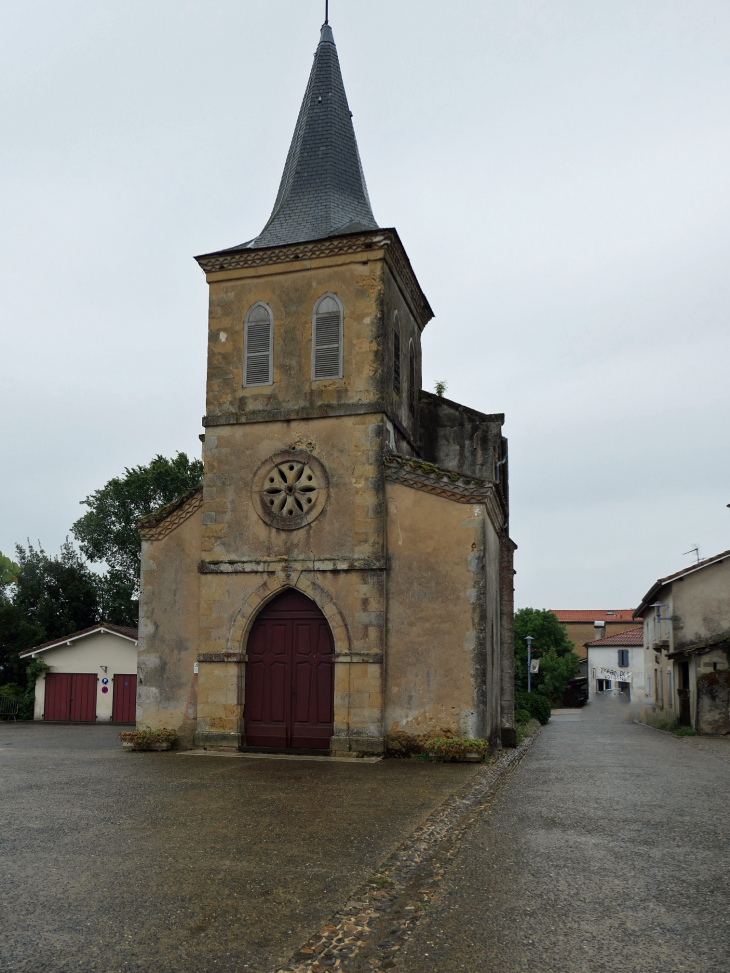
<box><xmin>19</xmin><ymin>624</ymin><xmax>138</xmax><ymax>723</ymax></box>
<box><xmin>585</xmin><ymin>627</ymin><xmax>645</xmax><ymax>702</ymax></box>
<box><xmin>634</xmin><ymin>550</ymin><xmax>730</xmax><ymax>734</ymax></box>
<box><xmin>551</xmin><ymin>610</ymin><xmax>643</xmax><ymax>659</ymax></box>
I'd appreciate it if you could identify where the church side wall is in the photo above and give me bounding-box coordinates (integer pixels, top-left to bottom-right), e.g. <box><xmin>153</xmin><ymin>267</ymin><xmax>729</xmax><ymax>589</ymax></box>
<box><xmin>384</xmin><ymin>482</ymin><xmax>498</xmax><ymax>752</ymax></box>
<box><xmin>137</xmin><ymin>510</ymin><xmax>202</xmax><ymax>748</ymax></box>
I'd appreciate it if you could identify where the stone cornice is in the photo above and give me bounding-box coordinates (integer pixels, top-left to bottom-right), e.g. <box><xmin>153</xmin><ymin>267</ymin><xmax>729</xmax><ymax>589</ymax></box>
<box><xmin>194</xmin><ymin>228</ymin><xmax>434</xmax><ymax>331</ymax></box>
<box><xmin>384</xmin><ymin>453</ymin><xmax>507</xmax><ymax>532</ymax></box>
<box><xmin>199</xmin><ymin>556</ymin><xmax>387</xmax><ymax>574</ymax></box>
<box><xmin>203</xmin><ymin>400</ymin><xmax>386</xmax><ymax>428</ymax></box>
<box><xmin>139</xmin><ymin>485</ymin><xmax>203</xmax><ymax>542</ymax></box>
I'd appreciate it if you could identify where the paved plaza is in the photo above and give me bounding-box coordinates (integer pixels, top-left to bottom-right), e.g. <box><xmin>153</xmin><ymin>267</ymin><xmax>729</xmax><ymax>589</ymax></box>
<box><xmin>2</xmin><ymin>704</ymin><xmax>729</xmax><ymax>973</ymax></box>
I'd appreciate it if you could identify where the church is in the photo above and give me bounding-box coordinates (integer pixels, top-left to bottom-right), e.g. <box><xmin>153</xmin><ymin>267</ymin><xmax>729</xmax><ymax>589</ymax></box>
<box><xmin>137</xmin><ymin>21</ymin><xmax>516</xmax><ymax>755</ymax></box>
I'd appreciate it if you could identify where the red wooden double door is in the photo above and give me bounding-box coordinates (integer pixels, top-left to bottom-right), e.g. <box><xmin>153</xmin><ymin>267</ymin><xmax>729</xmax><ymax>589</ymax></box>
<box><xmin>244</xmin><ymin>590</ymin><xmax>334</xmax><ymax>750</ymax></box>
<box><xmin>43</xmin><ymin>673</ymin><xmax>136</xmax><ymax>722</ymax></box>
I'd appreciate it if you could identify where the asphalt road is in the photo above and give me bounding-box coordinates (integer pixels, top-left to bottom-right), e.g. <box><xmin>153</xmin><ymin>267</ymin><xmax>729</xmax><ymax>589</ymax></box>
<box><xmin>0</xmin><ymin>723</ymin><xmax>476</xmax><ymax>973</ymax></box>
<box><xmin>398</xmin><ymin>698</ymin><xmax>730</xmax><ymax>973</ymax></box>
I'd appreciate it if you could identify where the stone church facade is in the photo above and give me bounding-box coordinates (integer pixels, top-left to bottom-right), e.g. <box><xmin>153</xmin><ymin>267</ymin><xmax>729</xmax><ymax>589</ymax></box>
<box><xmin>137</xmin><ymin>23</ymin><xmax>516</xmax><ymax>755</ymax></box>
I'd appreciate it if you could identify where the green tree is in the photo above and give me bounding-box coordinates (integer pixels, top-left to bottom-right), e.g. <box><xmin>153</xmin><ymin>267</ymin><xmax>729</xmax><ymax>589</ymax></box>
<box><xmin>0</xmin><ymin>551</ymin><xmax>19</xmax><ymax>585</ymax></box>
<box><xmin>0</xmin><ymin>540</ymin><xmax>100</xmax><ymax>688</ymax></box>
<box><xmin>72</xmin><ymin>452</ymin><xmax>203</xmax><ymax>595</ymax></box>
<box><xmin>514</xmin><ymin>607</ymin><xmax>579</xmax><ymax>702</ymax></box>
<box><xmin>13</xmin><ymin>540</ymin><xmax>100</xmax><ymax>642</ymax></box>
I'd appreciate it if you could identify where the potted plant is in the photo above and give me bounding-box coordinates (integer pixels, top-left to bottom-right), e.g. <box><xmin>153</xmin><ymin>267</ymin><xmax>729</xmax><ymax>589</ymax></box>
<box><xmin>118</xmin><ymin>728</ymin><xmax>176</xmax><ymax>751</ymax></box>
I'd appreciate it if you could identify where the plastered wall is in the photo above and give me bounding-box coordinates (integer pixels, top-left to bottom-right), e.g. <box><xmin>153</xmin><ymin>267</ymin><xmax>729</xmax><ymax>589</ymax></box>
<box><xmin>137</xmin><ymin>507</ymin><xmax>202</xmax><ymax>746</ymax></box>
<box><xmin>384</xmin><ymin>482</ymin><xmax>502</xmax><ymax>751</ymax></box>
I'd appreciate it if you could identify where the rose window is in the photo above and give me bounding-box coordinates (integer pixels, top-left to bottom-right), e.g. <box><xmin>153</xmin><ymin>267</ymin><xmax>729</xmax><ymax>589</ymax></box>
<box><xmin>263</xmin><ymin>461</ymin><xmax>318</xmax><ymax>518</ymax></box>
<box><xmin>253</xmin><ymin>451</ymin><xmax>328</xmax><ymax>530</ymax></box>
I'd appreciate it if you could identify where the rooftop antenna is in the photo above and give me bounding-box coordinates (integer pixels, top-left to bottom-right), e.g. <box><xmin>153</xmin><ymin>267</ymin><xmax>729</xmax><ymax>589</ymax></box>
<box><xmin>324</xmin><ymin>0</ymin><xmax>329</xmax><ymax>25</ymax></box>
<box><xmin>683</xmin><ymin>545</ymin><xmax>700</xmax><ymax>564</ymax></box>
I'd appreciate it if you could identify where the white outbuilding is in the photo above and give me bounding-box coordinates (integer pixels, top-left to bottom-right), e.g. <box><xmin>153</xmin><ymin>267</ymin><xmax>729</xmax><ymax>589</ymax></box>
<box><xmin>585</xmin><ymin>626</ymin><xmax>645</xmax><ymax>702</ymax></box>
<box><xmin>20</xmin><ymin>624</ymin><xmax>138</xmax><ymax>723</ymax></box>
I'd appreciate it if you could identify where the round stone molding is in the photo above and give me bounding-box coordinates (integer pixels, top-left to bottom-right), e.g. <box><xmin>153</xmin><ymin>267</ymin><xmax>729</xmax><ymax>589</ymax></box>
<box><xmin>252</xmin><ymin>450</ymin><xmax>329</xmax><ymax>530</ymax></box>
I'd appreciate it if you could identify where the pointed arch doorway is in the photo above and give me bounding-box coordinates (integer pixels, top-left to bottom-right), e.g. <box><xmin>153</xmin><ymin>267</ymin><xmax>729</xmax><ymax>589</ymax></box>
<box><xmin>244</xmin><ymin>589</ymin><xmax>335</xmax><ymax>750</ymax></box>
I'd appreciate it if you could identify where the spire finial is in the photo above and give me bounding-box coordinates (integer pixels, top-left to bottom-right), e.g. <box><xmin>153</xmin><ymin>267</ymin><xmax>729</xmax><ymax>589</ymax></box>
<box><xmin>324</xmin><ymin>0</ymin><xmax>329</xmax><ymax>26</ymax></box>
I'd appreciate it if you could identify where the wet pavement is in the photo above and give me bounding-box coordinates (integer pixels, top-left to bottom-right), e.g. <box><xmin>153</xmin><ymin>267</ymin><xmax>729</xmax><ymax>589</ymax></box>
<box><xmin>0</xmin><ymin>723</ymin><xmax>477</xmax><ymax>973</ymax></box>
<box><xmin>397</xmin><ymin>698</ymin><xmax>730</xmax><ymax>973</ymax></box>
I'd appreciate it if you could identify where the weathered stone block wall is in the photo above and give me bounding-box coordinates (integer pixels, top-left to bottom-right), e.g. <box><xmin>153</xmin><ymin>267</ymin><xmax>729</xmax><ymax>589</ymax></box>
<box><xmin>697</xmin><ymin>669</ymin><xmax>730</xmax><ymax>734</ymax></box>
<box><xmin>419</xmin><ymin>391</ymin><xmax>504</xmax><ymax>481</ymax></box>
<box><xmin>203</xmin><ymin>250</ymin><xmax>387</xmax><ymax>421</ymax></box>
<box><xmin>384</xmin><ymin>482</ymin><xmax>499</xmax><ymax>752</ymax></box>
<box><xmin>197</xmin><ymin>413</ymin><xmax>387</xmax><ymax>749</ymax></box>
<box><xmin>137</xmin><ymin>508</ymin><xmax>202</xmax><ymax>748</ymax></box>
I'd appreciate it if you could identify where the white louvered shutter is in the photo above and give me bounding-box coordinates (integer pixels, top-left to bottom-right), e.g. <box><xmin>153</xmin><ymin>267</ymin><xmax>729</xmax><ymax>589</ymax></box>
<box><xmin>245</xmin><ymin>304</ymin><xmax>272</xmax><ymax>386</ymax></box>
<box><xmin>313</xmin><ymin>296</ymin><xmax>342</xmax><ymax>379</ymax></box>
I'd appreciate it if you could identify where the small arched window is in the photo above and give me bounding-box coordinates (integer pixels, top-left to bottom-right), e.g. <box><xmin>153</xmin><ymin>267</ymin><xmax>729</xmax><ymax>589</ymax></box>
<box><xmin>393</xmin><ymin>312</ymin><xmax>401</xmax><ymax>396</ymax></box>
<box><xmin>408</xmin><ymin>339</ymin><xmax>416</xmax><ymax>416</ymax></box>
<box><xmin>243</xmin><ymin>302</ymin><xmax>273</xmax><ymax>387</ymax></box>
<box><xmin>312</xmin><ymin>293</ymin><xmax>343</xmax><ymax>380</ymax></box>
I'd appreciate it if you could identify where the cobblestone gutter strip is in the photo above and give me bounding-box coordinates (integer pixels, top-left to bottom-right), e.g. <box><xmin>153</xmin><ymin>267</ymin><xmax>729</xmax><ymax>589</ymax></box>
<box><xmin>274</xmin><ymin>732</ymin><xmax>540</xmax><ymax>973</ymax></box>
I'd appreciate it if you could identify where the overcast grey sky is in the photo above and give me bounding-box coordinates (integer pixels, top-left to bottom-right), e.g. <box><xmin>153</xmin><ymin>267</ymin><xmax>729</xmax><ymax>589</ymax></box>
<box><xmin>2</xmin><ymin>0</ymin><xmax>729</xmax><ymax>609</ymax></box>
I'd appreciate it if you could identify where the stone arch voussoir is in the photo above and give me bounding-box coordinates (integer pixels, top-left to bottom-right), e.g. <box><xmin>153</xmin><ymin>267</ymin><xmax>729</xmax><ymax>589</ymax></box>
<box><xmin>226</xmin><ymin>572</ymin><xmax>351</xmax><ymax>658</ymax></box>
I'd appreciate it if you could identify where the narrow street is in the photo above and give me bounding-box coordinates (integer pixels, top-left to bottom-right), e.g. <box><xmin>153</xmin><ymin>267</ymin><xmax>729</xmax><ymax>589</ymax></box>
<box><xmin>398</xmin><ymin>699</ymin><xmax>730</xmax><ymax>973</ymax></box>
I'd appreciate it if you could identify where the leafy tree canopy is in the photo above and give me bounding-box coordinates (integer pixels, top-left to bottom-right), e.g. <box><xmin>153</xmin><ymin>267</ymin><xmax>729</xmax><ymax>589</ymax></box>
<box><xmin>0</xmin><ymin>551</ymin><xmax>19</xmax><ymax>585</ymax></box>
<box><xmin>72</xmin><ymin>452</ymin><xmax>203</xmax><ymax>593</ymax></box>
<box><xmin>514</xmin><ymin>607</ymin><xmax>579</xmax><ymax>702</ymax></box>
<box><xmin>0</xmin><ymin>540</ymin><xmax>99</xmax><ymax>686</ymax></box>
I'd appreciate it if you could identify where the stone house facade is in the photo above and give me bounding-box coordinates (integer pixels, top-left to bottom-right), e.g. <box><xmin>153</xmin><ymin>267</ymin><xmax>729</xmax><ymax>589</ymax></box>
<box><xmin>634</xmin><ymin>550</ymin><xmax>730</xmax><ymax>733</ymax></box>
<box><xmin>136</xmin><ymin>23</ymin><xmax>516</xmax><ymax>754</ymax></box>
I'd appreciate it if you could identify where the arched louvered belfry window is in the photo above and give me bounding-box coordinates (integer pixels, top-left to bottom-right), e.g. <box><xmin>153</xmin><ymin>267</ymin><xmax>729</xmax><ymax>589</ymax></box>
<box><xmin>243</xmin><ymin>302</ymin><xmax>274</xmax><ymax>387</ymax></box>
<box><xmin>312</xmin><ymin>293</ymin><xmax>343</xmax><ymax>380</ymax></box>
<box><xmin>408</xmin><ymin>339</ymin><xmax>416</xmax><ymax>416</ymax></box>
<box><xmin>393</xmin><ymin>312</ymin><xmax>401</xmax><ymax>396</ymax></box>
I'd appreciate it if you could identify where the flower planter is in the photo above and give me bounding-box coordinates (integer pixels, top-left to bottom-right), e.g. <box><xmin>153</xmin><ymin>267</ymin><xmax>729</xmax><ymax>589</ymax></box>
<box><xmin>118</xmin><ymin>729</ymin><xmax>176</xmax><ymax>751</ymax></box>
<box><xmin>465</xmin><ymin>752</ymin><xmax>484</xmax><ymax>762</ymax></box>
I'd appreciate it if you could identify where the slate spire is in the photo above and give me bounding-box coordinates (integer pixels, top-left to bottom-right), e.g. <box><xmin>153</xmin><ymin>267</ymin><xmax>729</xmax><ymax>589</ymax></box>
<box><xmin>246</xmin><ymin>23</ymin><xmax>378</xmax><ymax>249</ymax></box>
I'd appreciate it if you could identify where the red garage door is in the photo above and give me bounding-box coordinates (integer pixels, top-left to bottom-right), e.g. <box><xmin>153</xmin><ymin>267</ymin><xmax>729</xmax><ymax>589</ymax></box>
<box><xmin>44</xmin><ymin>673</ymin><xmax>97</xmax><ymax>722</ymax></box>
<box><xmin>245</xmin><ymin>590</ymin><xmax>334</xmax><ymax>750</ymax></box>
<box><xmin>44</xmin><ymin>673</ymin><xmax>72</xmax><ymax>721</ymax></box>
<box><xmin>112</xmin><ymin>674</ymin><xmax>137</xmax><ymax>723</ymax></box>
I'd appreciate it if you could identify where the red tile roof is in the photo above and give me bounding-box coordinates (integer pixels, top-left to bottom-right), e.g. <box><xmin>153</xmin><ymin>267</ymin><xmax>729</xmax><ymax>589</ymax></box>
<box><xmin>551</xmin><ymin>610</ymin><xmax>639</xmax><ymax>623</ymax></box>
<box><xmin>586</xmin><ymin>626</ymin><xmax>644</xmax><ymax>647</ymax></box>
<box><xmin>19</xmin><ymin>623</ymin><xmax>138</xmax><ymax>658</ymax></box>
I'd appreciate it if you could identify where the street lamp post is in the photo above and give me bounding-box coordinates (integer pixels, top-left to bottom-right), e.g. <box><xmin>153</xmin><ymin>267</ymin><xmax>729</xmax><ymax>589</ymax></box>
<box><xmin>526</xmin><ymin>636</ymin><xmax>534</xmax><ymax>693</ymax></box>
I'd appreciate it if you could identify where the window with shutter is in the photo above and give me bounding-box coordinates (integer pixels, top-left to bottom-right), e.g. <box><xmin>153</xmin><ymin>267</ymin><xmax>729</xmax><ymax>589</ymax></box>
<box><xmin>312</xmin><ymin>294</ymin><xmax>343</xmax><ymax>380</ymax></box>
<box><xmin>244</xmin><ymin>302</ymin><xmax>273</xmax><ymax>387</ymax></box>
<box><xmin>408</xmin><ymin>339</ymin><xmax>416</xmax><ymax>416</ymax></box>
<box><xmin>393</xmin><ymin>313</ymin><xmax>401</xmax><ymax>396</ymax></box>
<box><xmin>618</xmin><ymin>649</ymin><xmax>629</xmax><ymax>668</ymax></box>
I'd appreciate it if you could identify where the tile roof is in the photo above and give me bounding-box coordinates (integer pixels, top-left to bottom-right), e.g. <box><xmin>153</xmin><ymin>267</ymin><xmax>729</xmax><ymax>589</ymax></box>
<box><xmin>19</xmin><ymin>623</ymin><xmax>138</xmax><ymax>658</ymax></box>
<box><xmin>551</xmin><ymin>610</ymin><xmax>639</xmax><ymax>622</ymax></box>
<box><xmin>635</xmin><ymin>548</ymin><xmax>730</xmax><ymax>618</ymax></box>
<box><xmin>586</xmin><ymin>627</ymin><xmax>644</xmax><ymax>647</ymax></box>
<box><xmin>240</xmin><ymin>24</ymin><xmax>378</xmax><ymax>251</ymax></box>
